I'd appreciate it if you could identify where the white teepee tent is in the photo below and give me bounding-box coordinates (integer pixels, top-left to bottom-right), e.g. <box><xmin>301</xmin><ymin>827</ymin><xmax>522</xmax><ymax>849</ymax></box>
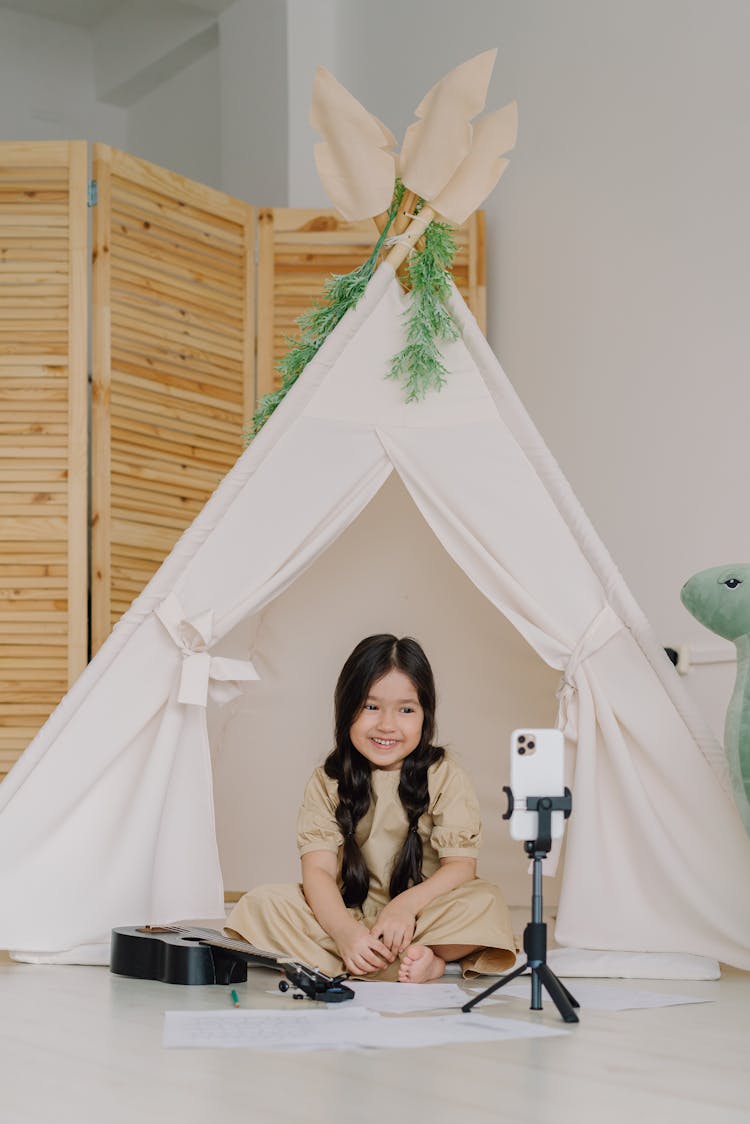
<box><xmin>1</xmin><ymin>263</ymin><xmax>749</xmax><ymax>968</ymax></box>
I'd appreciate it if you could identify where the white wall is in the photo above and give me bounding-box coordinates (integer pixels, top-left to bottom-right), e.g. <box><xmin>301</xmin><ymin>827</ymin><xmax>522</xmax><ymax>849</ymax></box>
<box><xmin>286</xmin><ymin>0</ymin><xmax>337</xmax><ymax>206</ymax></box>
<box><xmin>322</xmin><ymin>0</ymin><xmax>750</xmax><ymax>738</ymax></box>
<box><xmin>92</xmin><ymin>0</ymin><xmax>218</xmax><ymax>107</ymax></box>
<box><xmin>218</xmin><ymin>0</ymin><xmax>289</xmax><ymax>204</ymax></box>
<box><xmin>127</xmin><ymin>46</ymin><xmax>222</xmax><ymax>189</ymax></box>
<box><xmin>0</xmin><ymin>7</ymin><xmax>126</xmax><ymax>145</ymax></box>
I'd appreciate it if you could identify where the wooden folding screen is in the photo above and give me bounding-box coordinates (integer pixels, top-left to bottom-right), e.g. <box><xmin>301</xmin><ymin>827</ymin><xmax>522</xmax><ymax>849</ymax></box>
<box><xmin>0</xmin><ymin>141</ymin><xmax>88</xmax><ymax>780</ymax></box>
<box><xmin>256</xmin><ymin>208</ymin><xmax>486</xmax><ymax>398</ymax></box>
<box><xmin>90</xmin><ymin>146</ymin><xmax>255</xmax><ymax>652</ymax></box>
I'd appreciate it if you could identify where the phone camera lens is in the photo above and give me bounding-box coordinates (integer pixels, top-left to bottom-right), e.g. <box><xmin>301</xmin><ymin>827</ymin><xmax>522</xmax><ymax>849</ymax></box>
<box><xmin>518</xmin><ymin>735</ymin><xmax>526</xmax><ymax>744</ymax></box>
<box><xmin>528</xmin><ymin>740</ymin><xmax>535</xmax><ymax>750</ymax></box>
<box><xmin>517</xmin><ymin>746</ymin><xmax>526</xmax><ymax>755</ymax></box>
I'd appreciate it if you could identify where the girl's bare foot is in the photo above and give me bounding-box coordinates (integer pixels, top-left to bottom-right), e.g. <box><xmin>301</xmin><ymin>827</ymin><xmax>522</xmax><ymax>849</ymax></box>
<box><xmin>397</xmin><ymin>944</ymin><xmax>446</xmax><ymax>983</ymax></box>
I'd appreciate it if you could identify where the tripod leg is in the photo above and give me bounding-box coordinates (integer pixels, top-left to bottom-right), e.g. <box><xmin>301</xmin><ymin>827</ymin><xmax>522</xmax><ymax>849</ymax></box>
<box><xmin>553</xmin><ymin>975</ymin><xmax>579</xmax><ymax>1008</ymax></box>
<box><xmin>535</xmin><ymin>963</ymin><xmax>579</xmax><ymax>1023</ymax></box>
<box><xmin>461</xmin><ymin>960</ymin><xmax>529</xmax><ymax>1013</ymax></box>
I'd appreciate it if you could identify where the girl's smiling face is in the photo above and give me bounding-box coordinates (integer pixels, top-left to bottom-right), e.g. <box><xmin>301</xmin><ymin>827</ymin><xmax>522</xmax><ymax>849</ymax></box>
<box><xmin>349</xmin><ymin>668</ymin><xmax>424</xmax><ymax>770</ymax></box>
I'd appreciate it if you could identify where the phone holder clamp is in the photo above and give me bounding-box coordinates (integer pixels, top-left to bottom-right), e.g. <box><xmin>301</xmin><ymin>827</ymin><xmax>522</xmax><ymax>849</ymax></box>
<box><xmin>502</xmin><ymin>787</ymin><xmax>572</xmax><ymax>855</ymax></box>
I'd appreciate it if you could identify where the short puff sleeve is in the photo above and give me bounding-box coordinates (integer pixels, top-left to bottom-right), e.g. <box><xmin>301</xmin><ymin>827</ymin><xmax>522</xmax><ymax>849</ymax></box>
<box><xmin>428</xmin><ymin>755</ymin><xmax>482</xmax><ymax>859</ymax></box>
<box><xmin>296</xmin><ymin>767</ymin><xmax>343</xmax><ymax>856</ymax></box>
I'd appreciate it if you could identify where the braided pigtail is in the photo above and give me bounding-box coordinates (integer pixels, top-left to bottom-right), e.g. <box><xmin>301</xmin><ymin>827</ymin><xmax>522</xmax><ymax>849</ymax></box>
<box><xmin>389</xmin><ymin>744</ymin><xmax>444</xmax><ymax>898</ymax></box>
<box><xmin>324</xmin><ymin>750</ymin><xmax>371</xmax><ymax>908</ymax></box>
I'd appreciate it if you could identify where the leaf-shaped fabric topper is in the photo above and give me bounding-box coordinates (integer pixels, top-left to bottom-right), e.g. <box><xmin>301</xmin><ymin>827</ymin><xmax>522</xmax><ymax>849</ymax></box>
<box><xmin>311</xmin><ymin>66</ymin><xmax>397</xmax><ymax>221</ymax></box>
<box><xmin>430</xmin><ymin>101</ymin><xmax>518</xmax><ymax>225</ymax></box>
<box><xmin>399</xmin><ymin>49</ymin><xmax>497</xmax><ymax>202</ymax></box>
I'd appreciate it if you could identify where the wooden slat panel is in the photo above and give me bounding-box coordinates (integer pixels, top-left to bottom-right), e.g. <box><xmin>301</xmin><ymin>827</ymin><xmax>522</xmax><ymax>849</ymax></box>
<box><xmin>0</xmin><ymin>140</ymin><xmax>88</xmax><ymax>781</ymax></box>
<box><xmin>255</xmin><ymin>208</ymin><xmax>486</xmax><ymax>399</ymax></box>
<box><xmin>91</xmin><ymin>146</ymin><xmax>255</xmax><ymax>651</ymax></box>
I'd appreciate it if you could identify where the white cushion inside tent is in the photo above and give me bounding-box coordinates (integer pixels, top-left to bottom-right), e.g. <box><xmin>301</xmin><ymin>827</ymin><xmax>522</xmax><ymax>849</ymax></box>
<box><xmin>211</xmin><ymin>472</ymin><xmax>561</xmax><ymax>907</ymax></box>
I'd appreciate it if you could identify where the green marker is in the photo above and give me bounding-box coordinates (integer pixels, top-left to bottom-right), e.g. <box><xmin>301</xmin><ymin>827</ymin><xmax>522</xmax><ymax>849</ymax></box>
<box><xmin>230</xmin><ymin>989</ymin><xmax>240</xmax><ymax>1008</ymax></box>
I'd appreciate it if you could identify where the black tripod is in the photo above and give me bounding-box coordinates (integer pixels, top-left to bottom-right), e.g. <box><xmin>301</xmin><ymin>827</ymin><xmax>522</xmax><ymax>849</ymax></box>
<box><xmin>462</xmin><ymin>792</ymin><xmax>579</xmax><ymax>1024</ymax></box>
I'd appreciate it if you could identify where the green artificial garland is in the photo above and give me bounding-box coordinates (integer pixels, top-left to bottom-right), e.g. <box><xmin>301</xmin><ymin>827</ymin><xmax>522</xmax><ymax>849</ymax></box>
<box><xmin>246</xmin><ymin>183</ymin><xmax>459</xmax><ymax>441</ymax></box>
<box><xmin>387</xmin><ymin>215</ymin><xmax>459</xmax><ymax>401</ymax></box>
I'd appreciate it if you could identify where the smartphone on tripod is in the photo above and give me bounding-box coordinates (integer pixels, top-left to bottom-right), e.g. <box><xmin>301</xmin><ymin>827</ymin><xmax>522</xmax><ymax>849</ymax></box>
<box><xmin>508</xmin><ymin>728</ymin><xmax>565</xmax><ymax>841</ymax></box>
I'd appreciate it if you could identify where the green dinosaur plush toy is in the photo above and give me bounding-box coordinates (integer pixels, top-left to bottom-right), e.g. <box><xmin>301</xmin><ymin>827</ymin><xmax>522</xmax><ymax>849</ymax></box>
<box><xmin>681</xmin><ymin>564</ymin><xmax>750</xmax><ymax>829</ymax></box>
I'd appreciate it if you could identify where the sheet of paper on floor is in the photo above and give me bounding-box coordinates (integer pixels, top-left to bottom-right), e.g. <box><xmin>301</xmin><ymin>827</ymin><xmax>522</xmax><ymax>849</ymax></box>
<box><xmin>471</xmin><ymin>981</ymin><xmax>714</xmax><ymax>1011</ymax></box>
<box><xmin>342</xmin><ymin>981</ymin><xmax>485</xmax><ymax>1012</ymax></box>
<box><xmin>163</xmin><ymin>1007</ymin><xmax>568</xmax><ymax>1050</ymax></box>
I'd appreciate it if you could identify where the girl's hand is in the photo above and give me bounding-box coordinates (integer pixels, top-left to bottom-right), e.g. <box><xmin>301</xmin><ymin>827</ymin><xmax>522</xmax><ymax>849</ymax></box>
<box><xmin>371</xmin><ymin>900</ymin><xmax>416</xmax><ymax>954</ymax></box>
<box><xmin>335</xmin><ymin>921</ymin><xmax>395</xmax><ymax>976</ymax></box>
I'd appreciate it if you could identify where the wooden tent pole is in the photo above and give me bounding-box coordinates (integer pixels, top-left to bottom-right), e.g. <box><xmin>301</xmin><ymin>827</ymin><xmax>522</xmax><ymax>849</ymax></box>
<box><xmin>392</xmin><ymin>188</ymin><xmax>419</xmax><ymax>235</ymax></box>
<box><xmin>384</xmin><ymin>205</ymin><xmax>436</xmax><ymax>274</ymax></box>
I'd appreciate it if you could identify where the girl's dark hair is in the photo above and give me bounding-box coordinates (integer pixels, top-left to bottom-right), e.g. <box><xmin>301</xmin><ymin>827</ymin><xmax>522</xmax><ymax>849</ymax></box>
<box><xmin>324</xmin><ymin>634</ymin><xmax>444</xmax><ymax>908</ymax></box>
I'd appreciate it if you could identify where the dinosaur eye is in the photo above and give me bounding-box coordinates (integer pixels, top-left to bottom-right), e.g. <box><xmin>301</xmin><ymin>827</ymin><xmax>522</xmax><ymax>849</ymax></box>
<box><xmin>722</xmin><ymin>578</ymin><xmax>743</xmax><ymax>589</ymax></box>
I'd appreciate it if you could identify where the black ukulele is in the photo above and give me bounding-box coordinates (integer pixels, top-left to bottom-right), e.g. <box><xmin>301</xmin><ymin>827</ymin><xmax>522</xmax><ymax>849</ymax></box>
<box><xmin>110</xmin><ymin>925</ymin><xmax>354</xmax><ymax>1002</ymax></box>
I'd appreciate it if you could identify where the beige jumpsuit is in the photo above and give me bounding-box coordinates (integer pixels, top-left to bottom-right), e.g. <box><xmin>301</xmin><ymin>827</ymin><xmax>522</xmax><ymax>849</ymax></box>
<box><xmin>225</xmin><ymin>753</ymin><xmax>516</xmax><ymax>980</ymax></box>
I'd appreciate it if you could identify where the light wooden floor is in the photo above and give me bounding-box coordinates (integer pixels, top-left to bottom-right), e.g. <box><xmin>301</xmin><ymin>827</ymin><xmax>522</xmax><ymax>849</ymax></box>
<box><xmin>2</xmin><ymin>950</ymin><xmax>748</xmax><ymax>1124</ymax></box>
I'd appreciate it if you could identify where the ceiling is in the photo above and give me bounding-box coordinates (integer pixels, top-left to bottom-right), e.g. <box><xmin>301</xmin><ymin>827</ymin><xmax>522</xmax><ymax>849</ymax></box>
<box><xmin>0</xmin><ymin>0</ymin><xmax>237</xmax><ymax>28</ymax></box>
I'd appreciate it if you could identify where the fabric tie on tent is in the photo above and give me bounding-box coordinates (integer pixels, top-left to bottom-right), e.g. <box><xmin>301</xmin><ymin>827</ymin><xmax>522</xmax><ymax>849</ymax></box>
<box><xmin>556</xmin><ymin>604</ymin><xmax>625</xmax><ymax>740</ymax></box>
<box><xmin>155</xmin><ymin>592</ymin><xmax>260</xmax><ymax>707</ymax></box>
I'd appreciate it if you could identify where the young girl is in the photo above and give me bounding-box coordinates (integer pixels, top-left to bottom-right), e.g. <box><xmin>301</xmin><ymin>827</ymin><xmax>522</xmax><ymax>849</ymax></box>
<box><xmin>225</xmin><ymin>634</ymin><xmax>516</xmax><ymax>982</ymax></box>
